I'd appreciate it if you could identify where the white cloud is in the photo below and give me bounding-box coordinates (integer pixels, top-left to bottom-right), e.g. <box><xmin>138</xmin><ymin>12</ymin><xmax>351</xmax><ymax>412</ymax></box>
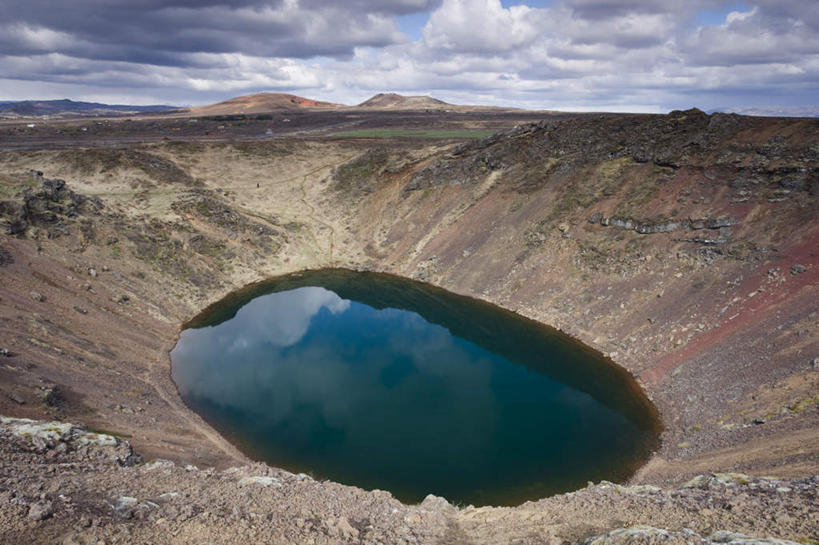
<box><xmin>225</xmin><ymin>287</ymin><xmax>350</xmax><ymax>349</ymax></box>
<box><xmin>682</xmin><ymin>5</ymin><xmax>819</xmax><ymax>66</ymax></box>
<box><xmin>0</xmin><ymin>0</ymin><xmax>816</xmax><ymax>112</ymax></box>
<box><xmin>422</xmin><ymin>0</ymin><xmax>543</xmax><ymax>54</ymax></box>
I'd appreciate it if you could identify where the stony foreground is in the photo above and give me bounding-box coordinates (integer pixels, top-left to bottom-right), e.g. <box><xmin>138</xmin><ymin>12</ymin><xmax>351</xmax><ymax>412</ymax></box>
<box><xmin>1</xmin><ymin>417</ymin><xmax>816</xmax><ymax>544</ymax></box>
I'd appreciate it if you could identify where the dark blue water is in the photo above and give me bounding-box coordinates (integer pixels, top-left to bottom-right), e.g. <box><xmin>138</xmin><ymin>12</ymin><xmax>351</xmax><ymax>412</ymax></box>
<box><xmin>171</xmin><ymin>270</ymin><xmax>660</xmax><ymax>506</ymax></box>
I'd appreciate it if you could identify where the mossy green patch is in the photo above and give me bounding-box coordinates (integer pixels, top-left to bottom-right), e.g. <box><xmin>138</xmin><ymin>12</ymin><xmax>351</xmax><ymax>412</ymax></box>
<box><xmin>331</xmin><ymin>148</ymin><xmax>392</xmax><ymax>197</ymax></box>
<box><xmin>510</xmin><ymin>158</ymin><xmax>560</xmax><ymax>193</ymax></box>
<box><xmin>329</xmin><ymin>129</ymin><xmax>495</xmax><ymax>139</ymax></box>
<box><xmin>57</xmin><ymin>149</ymin><xmax>197</xmax><ymax>186</ymax></box>
<box><xmin>86</xmin><ymin>426</ymin><xmax>132</xmax><ymax>439</ymax></box>
<box><xmin>613</xmin><ymin>166</ymin><xmax>666</xmax><ymax>217</ymax></box>
<box><xmin>0</xmin><ymin>172</ymin><xmax>40</xmax><ymax>198</ymax></box>
<box><xmin>230</xmin><ymin>141</ymin><xmax>294</xmax><ymax>158</ymax></box>
<box><xmin>189</xmin><ymin>234</ymin><xmax>229</xmax><ymax>258</ymax></box>
<box><xmin>788</xmin><ymin>396</ymin><xmax>819</xmax><ymax>414</ymax></box>
<box><xmin>545</xmin><ymin>157</ymin><xmax>631</xmax><ymax>223</ymax></box>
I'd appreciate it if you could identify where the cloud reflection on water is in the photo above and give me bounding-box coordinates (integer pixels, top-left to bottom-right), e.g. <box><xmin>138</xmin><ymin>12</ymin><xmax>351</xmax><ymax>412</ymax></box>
<box><xmin>171</xmin><ymin>286</ymin><xmax>500</xmax><ymax>457</ymax></box>
<box><xmin>169</xmin><ymin>280</ymin><xmax>656</xmax><ymax>505</ymax></box>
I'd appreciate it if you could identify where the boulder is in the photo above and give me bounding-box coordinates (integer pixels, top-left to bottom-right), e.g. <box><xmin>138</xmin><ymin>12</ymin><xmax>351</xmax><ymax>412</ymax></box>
<box><xmin>27</xmin><ymin>501</ymin><xmax>53</xmax><ymax>521</ymax></box>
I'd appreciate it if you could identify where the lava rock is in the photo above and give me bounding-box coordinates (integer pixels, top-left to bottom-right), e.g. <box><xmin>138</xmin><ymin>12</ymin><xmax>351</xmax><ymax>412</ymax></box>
<box><xmin>27</xmin><ymin>501</ymin><xmax>53</xmax><ymax>521</ymax></box>
<box><xmin>41</xmin><ymin>386</ymin><xmax>63</xmax><ymax>407</ymax></box>
<box><xmin>0</xmin><ymin>245</ymin><xmax>13</xmax><ymax>266</ymax></box>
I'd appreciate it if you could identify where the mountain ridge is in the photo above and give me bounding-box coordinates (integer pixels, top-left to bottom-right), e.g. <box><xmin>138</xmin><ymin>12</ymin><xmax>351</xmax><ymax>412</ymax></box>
<box><xmin>708</xmin><ymin>105</ymin><xmax>819</xmax><ymax>118</ymax></box>
<box><xmin>356</xmin><ymin>93</ymin><xmax>451</xmax><ymax>110</ymax></box>
<box><xmin>0</xmin><ymin>99</ymin><xmax>177</xmax><ymax>118</ymax></box>
<box><xmin>185</xmin><ymin>92</ymin><xmax>342</xmax><ymax>116</ymax></box>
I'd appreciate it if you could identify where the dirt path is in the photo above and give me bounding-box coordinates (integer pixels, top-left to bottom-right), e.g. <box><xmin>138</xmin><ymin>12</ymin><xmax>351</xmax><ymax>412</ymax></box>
<box><xmin>295</xmin><ymin>156</ymin><xmax>356</xmax><ymax>265</ymax></box>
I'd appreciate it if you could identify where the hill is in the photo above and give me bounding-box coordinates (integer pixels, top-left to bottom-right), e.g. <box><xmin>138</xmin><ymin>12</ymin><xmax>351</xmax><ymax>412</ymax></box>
<box><xmin>186</xmin><ymin>92</ymin><xmax>342</xmax><ymax>116</ymax></box>
<box><xmin>0</xmin><ymin>99</ymin><xmax>177</xmax><ymax>118</ymax></box>
<box><xmin>708</xmin><ymin>106</ymin><xmax>819</xmax><ymax>118</ymax></box>
<box><xmin>357</xmin><ymin>93</ymin><xmax>451</xmax><ymax>110</ymax></box>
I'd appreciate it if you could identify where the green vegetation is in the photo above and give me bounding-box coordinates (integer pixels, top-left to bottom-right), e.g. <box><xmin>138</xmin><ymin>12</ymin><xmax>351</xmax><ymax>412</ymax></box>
<box><xmin>788</xmin><ymin>395</ymin><xmax>819</xmax><ymax>414</ymax></box>
<box><xmin>0</xmin><ymin>179</ymin><xmax>17</xmax><ymax>199</ymax></box>
<box><xmin>189</xmin><ymin>234</ymin><xmax>228</xmax><ymax>258</ymax></box>
<box><xmin>231</xmin><ymin>141</ymin><xmax>292</xmax><ymax>157</ymax></box>
<box><xmin>511</xmin><ymin>157</ymin><xmax>560</xmax><ymax>193</ymax></box>
<box><xmin>0</xmin><ymin>172</ymin><xmax>39</xmax><ymax>198</ymax></box>
<box><xmin>613</xmin><ymin>169</ymin><xmax>663</xmax><ymax>217</ymax></box>
<box><xmin>333</xmin><ymin>148</ymin><xmax>389</xmax><ymax>192</ymax></box>
<box><xmin>56</xmin><ymin>149</ymin><xmax>196</xmax><ymax>186</ymax></box>
<box><xmin>188</xmin><ymin>234</ymin><xmax>237</xmax><ymax>271</ymax></box>
<box><xmin>131</xmin><ymin>233</ymin><xmax>189</xmax><ymax>277</ymax></box>
<box><xmin>197</xmin><ymin>113</ymin><xmax>274</xmax><ymax>122</ymax></box>
<box><xmin>86</xmin><ymin>426</ymin><xmax>132</xmax><ymax>439</ymax></box>
<box><xmin>172</xmin><ymin>194</ymin><xmax>282</xmax><ymax>256</ymax></box>
<box><xmin>328</xmin><ymin>128</ymin><xmax>495</xmax><ymax>139</ymax></box>
<box><xmin>539</xmin><ymin>157</ymin><xmax>631</xmax><ymax>226</ymax></box>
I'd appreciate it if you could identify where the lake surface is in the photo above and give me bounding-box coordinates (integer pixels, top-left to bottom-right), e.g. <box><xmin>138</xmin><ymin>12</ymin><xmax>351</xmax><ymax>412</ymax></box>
<box><xmin>171</xmin><ymin>270</ymin><xmax>660</xmax><ymax>506</ymax></box>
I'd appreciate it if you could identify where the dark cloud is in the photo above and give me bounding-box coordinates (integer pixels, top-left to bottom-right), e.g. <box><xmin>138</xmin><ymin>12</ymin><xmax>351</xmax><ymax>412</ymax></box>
<box><xmin>0</xmin><ymin>0</ymin><xmax>815</xmax><ymax>113</ymax></box>
<box><xmin>752</xmin><ymin>0</ymin><xmax>819</xmax><ymax>30</ymax></box>
<box><xmin>299</xmin><ymin>0</ymin><xmax>440</xmax><ymax>14</ymax></box>
<box><xmin>0</xmin><ymin>1</ymin><xmax>421</xmax><ymax>64</ymax></box>
<box><xmin>565</xmin><ymin>0</ymin><xmax>713</xmax><ymax>19</ymax></box>
<box><xmin>681</xmin><ymin>2</ymin><xmax>819</xmax><ymax>67</ymax></box>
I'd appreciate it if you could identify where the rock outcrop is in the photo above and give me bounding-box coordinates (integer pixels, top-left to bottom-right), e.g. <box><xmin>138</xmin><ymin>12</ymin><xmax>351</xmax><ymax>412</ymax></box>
<box><xmin>0</xmin><ymin>172</ymin><xmax>102</xmax><ymax>236</ymax></box>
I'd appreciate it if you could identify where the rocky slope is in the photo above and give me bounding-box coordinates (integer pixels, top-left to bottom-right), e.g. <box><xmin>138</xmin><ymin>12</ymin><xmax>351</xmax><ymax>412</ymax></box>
<box><xmin>1</xmin><ymin>416</ymin><xmax>816</xmax><ymax>544</ymax></box>
<box><xmin>354</xmin><ymin>92</ymin><xmax>522</xmax><ymax>112</ymax></box>
<box><xmin>356</xmin><ymin>93</ymin><xmax>452</xmax><ymax>110</ymax></box>
<box><xmin>0</xmin><ymin>109</ymin><xmax>817</xmax><ymax>542</ymax></box>
<box><xmin>186</xmin><ymin>93</ymin><xmax>342</xmax><ymax>116</ymax></box>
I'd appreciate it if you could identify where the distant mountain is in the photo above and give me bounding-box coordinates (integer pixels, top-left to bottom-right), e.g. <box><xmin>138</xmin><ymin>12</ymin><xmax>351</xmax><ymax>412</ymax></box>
<box><xmin>0</xmin><ymin>99</ymin><xmax>177</xmax><ymax>118</ymax></box>
<box><xmin>708</xmin><ymin>106</ymin><xmax>819</xmax><ymax>118</ymax></box>
<box><xmin>357</xmin><ymin>93</ymin><xmax>451</xmax><ymax>110</ymax></box>
<box><xmin>187</xmin><ymin>93</ymin><xmax>342</xmax><ymax>116</ymax></box>
<box><xmin>0</xmin><ymin>91</ymin><xmax>534</xmax><ymax>120</ymax></box>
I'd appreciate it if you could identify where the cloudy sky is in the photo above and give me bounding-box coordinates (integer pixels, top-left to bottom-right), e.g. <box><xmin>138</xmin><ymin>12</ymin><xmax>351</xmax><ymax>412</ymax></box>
<box><xmin>0</xmin><ymin>0</ymin><xmax>817</xmax><ymax>112</ymax></box>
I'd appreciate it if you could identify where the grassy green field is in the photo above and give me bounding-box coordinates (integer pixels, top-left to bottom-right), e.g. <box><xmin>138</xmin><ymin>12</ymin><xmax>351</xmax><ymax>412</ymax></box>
<box><xmin>328</xmin><ymin>128</ymin><xmax>496</xmax><ymax>139</ymax></box>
